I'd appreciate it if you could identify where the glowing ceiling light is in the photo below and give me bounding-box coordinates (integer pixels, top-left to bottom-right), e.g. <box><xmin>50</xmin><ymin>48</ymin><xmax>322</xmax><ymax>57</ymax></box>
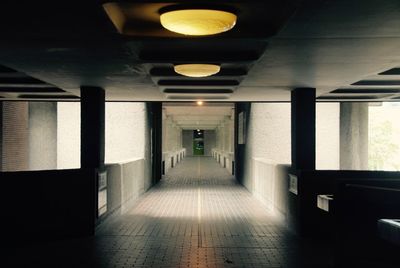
<box><xmin>160</xmin><ymin>9</ymin><xmax>237</xmax><ymax>36</ymax></box>
<box><xmin>174</xmin><ymin>64</ymin><xmax>220</xmax><ymax>78</ymax></box>
<box><xmin>197</xmin><ymin>101</ymin><xmax>203</xmax><ymax>106</ymax></box>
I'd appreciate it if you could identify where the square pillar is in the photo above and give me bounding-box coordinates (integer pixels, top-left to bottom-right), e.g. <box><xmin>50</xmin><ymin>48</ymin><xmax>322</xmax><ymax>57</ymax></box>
<box><xmin>80</xmin><ymin>86</ymin><xmax>105</xmax><ymax>170</ymax></box>
<box><xmin>149</xmin><ymin>102</ymin><xmax>162</xmax><ymax>183</ymax></box>
<box><xmin>291</xmin><ymin>88</ymin><xmax>316</xmax><ymax>171</ymax></box>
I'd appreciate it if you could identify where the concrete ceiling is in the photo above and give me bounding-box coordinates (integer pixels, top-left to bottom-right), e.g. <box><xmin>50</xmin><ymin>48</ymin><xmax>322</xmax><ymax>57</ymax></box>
<box><xmin>0</xmin><ymin>0</ymin><xmax>400</xmax><ymax>102</ymax></box>
<box><xmin>164</xmin><ymin>103</ymin><xmax>233</xmax><ymax>130</ymax></box>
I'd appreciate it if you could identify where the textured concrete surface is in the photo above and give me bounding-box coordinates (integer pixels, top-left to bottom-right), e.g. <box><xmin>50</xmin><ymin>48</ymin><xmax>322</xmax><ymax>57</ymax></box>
<box><xmin>29</xmin><ymin>102</ymin><xmax>57</xmax><ymax>170</ymax></box>
<box><xmin>57</xmin><ymin>102</ymin><xmax>150</xmax><ymax>169</ymax></box>
<box><xmin>5</xmin><ymin>156</ymin><xmax>332</xmax><ymax>267</ymax></box>
<box><xmin>204</xmin><ymin>130</ymin><xmax>216</xmax><ymax>156</ymax></box>
<box><xmin>182</xmin><ymin>130</ymin><xmax>193</xmax><ymax>156</ymax></box>
<box><xmin>1</xmin><ymin>101</ymin><xmax>29</xmax><ymax>171</ymax></box>
<box><xmin>340</xmin><ymin>102</ymin><xmax>369</xmax><ymax>170</ymax></box>
<box><xmin>316</xmin><ymin>103</ymin><xmax>340</xmax><ymax>170</ymax></box>
<box><xmin>105</xmin><ymin>103</ymin><xmax>147</xmax><ymax>164</ymax></box>
<box><xmin>57</xmin><ymin>102</ymin><xmax>81</xmax><ymax>169</ymax></box>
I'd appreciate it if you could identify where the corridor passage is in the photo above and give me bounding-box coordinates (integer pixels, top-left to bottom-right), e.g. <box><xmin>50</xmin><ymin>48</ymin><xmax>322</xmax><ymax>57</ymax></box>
<box><xmin>6</xmin><ymin>157</ymin><xmax>331</xmax><ymax>268</ymax></box>
<box><xmin>94</xmin><ymin>157</ymin><xmax>331</xmax><ymax>268</ymax></box>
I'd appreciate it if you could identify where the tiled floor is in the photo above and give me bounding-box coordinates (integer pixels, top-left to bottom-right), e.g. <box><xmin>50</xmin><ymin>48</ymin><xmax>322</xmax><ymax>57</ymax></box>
<box><xmin>5</xmin><ymin>157</ymin><xmax>333</xmax><ymax>267</ymax></box>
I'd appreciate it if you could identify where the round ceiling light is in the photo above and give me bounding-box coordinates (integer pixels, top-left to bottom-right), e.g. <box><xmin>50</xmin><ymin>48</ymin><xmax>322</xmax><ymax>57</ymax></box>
<box><xmin>174</xmin><ymin>64</ymin><xmax>220</xmax><ymax>78</ymax></box>
<box><xmin>160</xmin><ymin>9</ymin><xmax>237</xmax><ymax>36</ymax></box>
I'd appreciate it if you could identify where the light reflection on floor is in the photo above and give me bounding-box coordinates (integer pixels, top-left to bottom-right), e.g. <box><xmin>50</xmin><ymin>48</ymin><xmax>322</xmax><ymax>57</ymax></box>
<box><xmin>5</xmin><ymin>157</ymin><xmax>332</xmax><ymax>267</ymax></box>
<box><xmin>94</xmin><ymin>157</ymin><xmax>332</xmax><ymax>267</ymax></box>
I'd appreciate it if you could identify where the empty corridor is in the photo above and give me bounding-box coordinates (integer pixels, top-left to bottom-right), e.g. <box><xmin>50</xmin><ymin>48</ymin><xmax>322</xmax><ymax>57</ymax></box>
<box><xmin>6</xmin><ymin>157</ymin><xmax>332</xmax><ymax>267</ymax></box>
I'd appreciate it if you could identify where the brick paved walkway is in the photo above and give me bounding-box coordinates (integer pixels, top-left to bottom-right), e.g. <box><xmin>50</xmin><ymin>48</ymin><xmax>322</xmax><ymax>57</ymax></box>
<box><xmin>6</xmin><ymin>157</ymin><xmax>332</xmax><ymax>267</ymax></box>
<box><xmin>94</xmin><ymin>157</ymin><xmax>332</xmax><ymax>268</ymax></box>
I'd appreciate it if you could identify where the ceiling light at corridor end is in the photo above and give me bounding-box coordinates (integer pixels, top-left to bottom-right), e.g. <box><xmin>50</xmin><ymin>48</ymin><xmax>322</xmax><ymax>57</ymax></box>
<box><xmin>197</xmin><ymin>101</ymin><xmax>203</xmax><ymax>106</ymax></box>
<box><xmin>174</xmin><ymin>64</ymin><xmax>220</xmax><ymax>78</ymax></box>
<box><xmin>160</xmin><ymin>9</ymin><xmax>237</xmax><ymax>36</ymax></box>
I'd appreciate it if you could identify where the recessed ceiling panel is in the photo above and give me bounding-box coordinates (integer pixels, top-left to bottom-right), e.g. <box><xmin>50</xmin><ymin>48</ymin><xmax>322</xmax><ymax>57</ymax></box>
<box><xmin>158</xmin><ymin>80</ymin><xmax>239</xmax><ymax>86</ymax></box>
<box><xmin>379</xmin><ymin>68</ymin><xmax>400</xmax><ymax>75</ymax></box>
<box><xmin>18</xmin><ymin>94</ymin><xmax>79</xmax><ymax>99</ymax></box>
<box><xmin>331</xmin><ymin>88</ymin><xmax>400</xmax><ymax>94</ymax></box>
<box><xmin>0</xmin><ymin>87</ymin><xmax>65</xmax><ymax>93</ymax></box>
<box><xmin>163</xmin><ymin>88</ymin><xmax>233</xmax><ymax>94</ymax></box>
<box><xmin>352</xmin><ymin>80</ymin><xmax>400</xmax><ymax>86</ymax></box>
<box><xmin>103</xmin><ymin>1</ymin><xmax>298</xmax><ymax>38</ymax></box>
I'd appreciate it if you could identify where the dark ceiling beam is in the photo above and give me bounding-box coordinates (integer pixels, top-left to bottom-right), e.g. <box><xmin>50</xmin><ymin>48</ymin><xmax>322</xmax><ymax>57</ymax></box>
<box><xmin>331</xmin><ymin>88</ymin><xmax>400</xmax><ymax>94</ymax></box>
<box><xmin>0</xmin><ymin>87</ymin><xmax>65</xmax><ymax>93</ymax></box>
<box><xmin>140</xmin><ymin>50</ymin><xmax>260</xmax><ymax>63</ymax></box>
<box><xmin>352</xmin><ymin>80</ymin><xmax>400</xmax><ymax>86</ymax></box>
<box><xmin>158</xmin><ymin>80</ymin><xmax>239</xmax><ymax>86</ymax></box>
<box><xmin>150</xmin><ymin>67</ymin><xmax>248</xmax><ymax>77</ymax></box>
<box><xmin>163</xmin><ymin>88</ymin><xmax>233</xmax><ymax>94</ymax></box>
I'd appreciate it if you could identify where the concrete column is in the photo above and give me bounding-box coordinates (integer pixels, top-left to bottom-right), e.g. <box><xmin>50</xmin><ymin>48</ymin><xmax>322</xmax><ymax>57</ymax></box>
<box><xmin>149</xmin><ymin>102</ymin><xmax>162</xmax><ymax>183</ymax></box>
<box><xmin>164</xmin><ymin>117</ymin><xmax>170</xmax><ymax>151</ymax></box>
<box><xmin>340</xmin><ymin>103</ymin><xmax>369</xmax><ymax>170</ymax></box>
<box><xmin>0</xmin><ymin>102</ymin><xmax>2</xmax><ymax>171</ymax></box>
<box><xmin>226</xmin><ymin>116</ymin><xmax>232</xmax><ymax>152</ymax></box>
<box><xmin>178</xmin><ymin>128</ymin><xmax>182</xmax><ymax>148</ymax></box>
<box><xmin>230</xmin><ymin>115</ymin><xmax>234</xmax><ymax>152</ymax></box>
<box><xmin>81</xmin><ymin>86</ymin><xmax>105</xmax><ymax>170</ymax></box>
<box><xmin>162</xmin><ymin>113</ymin><xmax>167</xmax><ymax>151</ymax></box>
<box><xmin>28</xmin><ymin>102</ymin><xmax>57</xmax><ymax>170</ymax></box>
<box><xmin>220</xmin><ymin>126</ymin><xmax>223</xmax><ymax>150</ymax></box>
<box><xmin>291</xmin><ymin>88</ymin><xmax>316</xmax><ymax>171</ymax></box>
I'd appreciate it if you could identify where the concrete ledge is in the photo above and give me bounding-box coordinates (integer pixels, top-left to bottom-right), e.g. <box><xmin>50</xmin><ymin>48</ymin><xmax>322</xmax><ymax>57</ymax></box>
<box><xmin>378</xmin><ymin>219</ymin><xmax>400</xmax><ymax>246</ymax></box>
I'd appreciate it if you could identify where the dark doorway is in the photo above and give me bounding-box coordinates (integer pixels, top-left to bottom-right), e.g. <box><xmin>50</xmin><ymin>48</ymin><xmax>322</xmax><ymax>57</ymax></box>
<box><xmin>193</xmin><ymin>130</ymin><xmax>204</xmax><ymax>155</ymax></box>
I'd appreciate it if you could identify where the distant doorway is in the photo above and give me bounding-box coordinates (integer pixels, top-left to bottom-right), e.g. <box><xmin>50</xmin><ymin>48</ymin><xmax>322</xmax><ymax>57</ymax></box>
<box><xmin>193</xmin><ymin>130</ymin><xmax>204</xmax><ymax>155</ymax></box>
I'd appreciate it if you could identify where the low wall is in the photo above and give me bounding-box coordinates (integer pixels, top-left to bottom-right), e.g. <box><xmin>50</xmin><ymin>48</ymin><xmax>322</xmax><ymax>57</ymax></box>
<box><xmin>162</xmin><ymin>148</ymin><xmax>186</xmax><ymax>175</ymax></box>
<box><xmin>1</xmin><ymin>168</ymin><xmax>96</xmax><ymax>245</ymax></box>
<box><xmin>290</xmin><ymin>170</ymin><xmax>400</xmax><ymax>236</ymax></box>
<box><xmin>212</xmin><ymin>149</ymin><xmax>234</xmax><ymax>175</ymax></box>
<box><xmin>104</xmin><ymin>158</ymin><xmax>150</xmax><ymax>218</ymax></box>
<box><xmin>251</xmin><ymin>158</ymin><xmax>291</xmax><ymax>220</ymax></box>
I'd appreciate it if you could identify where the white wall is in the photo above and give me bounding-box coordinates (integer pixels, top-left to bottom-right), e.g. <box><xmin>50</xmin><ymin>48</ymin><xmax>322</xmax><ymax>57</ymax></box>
<box><xmin>204</xmin><ymin>130</ymin><xmax>216</xmax><ymax>156</ymax></box>
<box><xmin>244</xmin><ymin>103</ymin><xmax>340</xmax><ymax>169</ymax></box>
<box><xmin>316</xmin><ymin>103</ymin><xmax>340</xmax><ymax>170</ymax></box>
<box><xmin>247</xmin><ymin>103</ymin><xmax>291</xmax><ymax>164</ymax></box>
<box><xmin>57</xmin><ymin>102</ymin><xmax>80</xmax><ymax>169</ymax></box>
<box><xmin>57</xmin><ymin>102</ymin><xmax>149</xmax><ymax>169</ymax></box>
<box><xmin>105</xmin><ymin>103</ymin><xmax>146</xmax><ymax>163</ymax></box>
<box><xmin>162</xmin><ymin>115</ymin><xmax>183</xmax><ymax>153</ymax></box>
<box><xmin>29</xmin><ymin>102</ymin><xmax>57</xmax><ymax>170</ymax></box>
<box><xmin>242</xmin><ymin>102</ymin><xmax>340</xmax><ymax>191</ymax></box>
<box><xmin>182</xmin><ymin>130</ymin><xmax>193</xmax><ymax>156</ymax></box>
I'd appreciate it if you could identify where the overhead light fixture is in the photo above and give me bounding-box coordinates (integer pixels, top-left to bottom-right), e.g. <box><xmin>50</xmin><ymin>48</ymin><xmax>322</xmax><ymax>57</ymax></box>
<box><xmin>197</xmin><ymin>101</ymin><xmax>204</xmax><ymax>106</ymax></box>
<box><xmin>174</xmin><ymin>64</ymin><xmax>220</xmax><ymax>78</ymax></box>
<box><xmin>160</xmin><ymin>9</ymin><xmax>237</xmax><ymax>36</ymax></box>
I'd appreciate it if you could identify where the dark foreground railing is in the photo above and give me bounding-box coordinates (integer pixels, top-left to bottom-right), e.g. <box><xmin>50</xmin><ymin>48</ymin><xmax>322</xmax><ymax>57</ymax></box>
<box><xmin>1</xmin><ymin>168</ymin><xmax>97</xmax><ymax>246</ymax></box>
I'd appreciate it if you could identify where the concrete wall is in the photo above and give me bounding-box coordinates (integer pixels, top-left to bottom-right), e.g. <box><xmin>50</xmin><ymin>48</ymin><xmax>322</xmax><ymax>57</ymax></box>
<box><xmin>163</xmin><ymin>116</ymin><xmax>183</xmax><ymax>153</ymax></box>
<box><xmin>239</xmin><ymin>103</ymin><xmax>340</xmax><ymax>217</ymax></box>
<box><xmin>204</xmin><ymin>130</ymin><xmax>216</xmax><ymax>156</ymax></box>
<box><xmin>316</xmin><ymin>103</ymin><xmax>340</xmax><ymax>170</ymax></box>
<box><xmin>29</xmin><ymin>102</ymin><xmax>57</xmax><ymax>170</ymax></box>
<box><xmin>105</xmin><ymin>103</ymin><xmax>147</xmax><ymax>163</ymax></box>
<box><xmin>1</xmin><ymin>102</ymin><xmax>29</xmax><ymax>171</ymax></box>
<box><xmin>105</xmin><ymin>158</ymin><xmax>148</xmax><ymax>216</ymax></box>
<box><xmin>57</xmin><ymin>102</ymin><xmax>80</xmax><ymax>169</ymax></box>
<box><xmin>242</xmin><ymin>103</ymin><xmax>291</xmax><ymax>191</ymax></box>
<box><xmin>57</xmin><ymin>102</ymin><xmax>150</xmax><ymax>170</ymax></box>
<box><xmin>182</xmin><ymin>130</ymin><xmax>193</xmax><ymax>156</ymax></box>
<box><xmin>242</xmin><ymin>103</ymin><xmax>340</xmax><ymax>178</ymax></box>
<box><xmin>340</xmin><ymin>102</ymin><xmax>369</xmax><ymax>170</ymax></box>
